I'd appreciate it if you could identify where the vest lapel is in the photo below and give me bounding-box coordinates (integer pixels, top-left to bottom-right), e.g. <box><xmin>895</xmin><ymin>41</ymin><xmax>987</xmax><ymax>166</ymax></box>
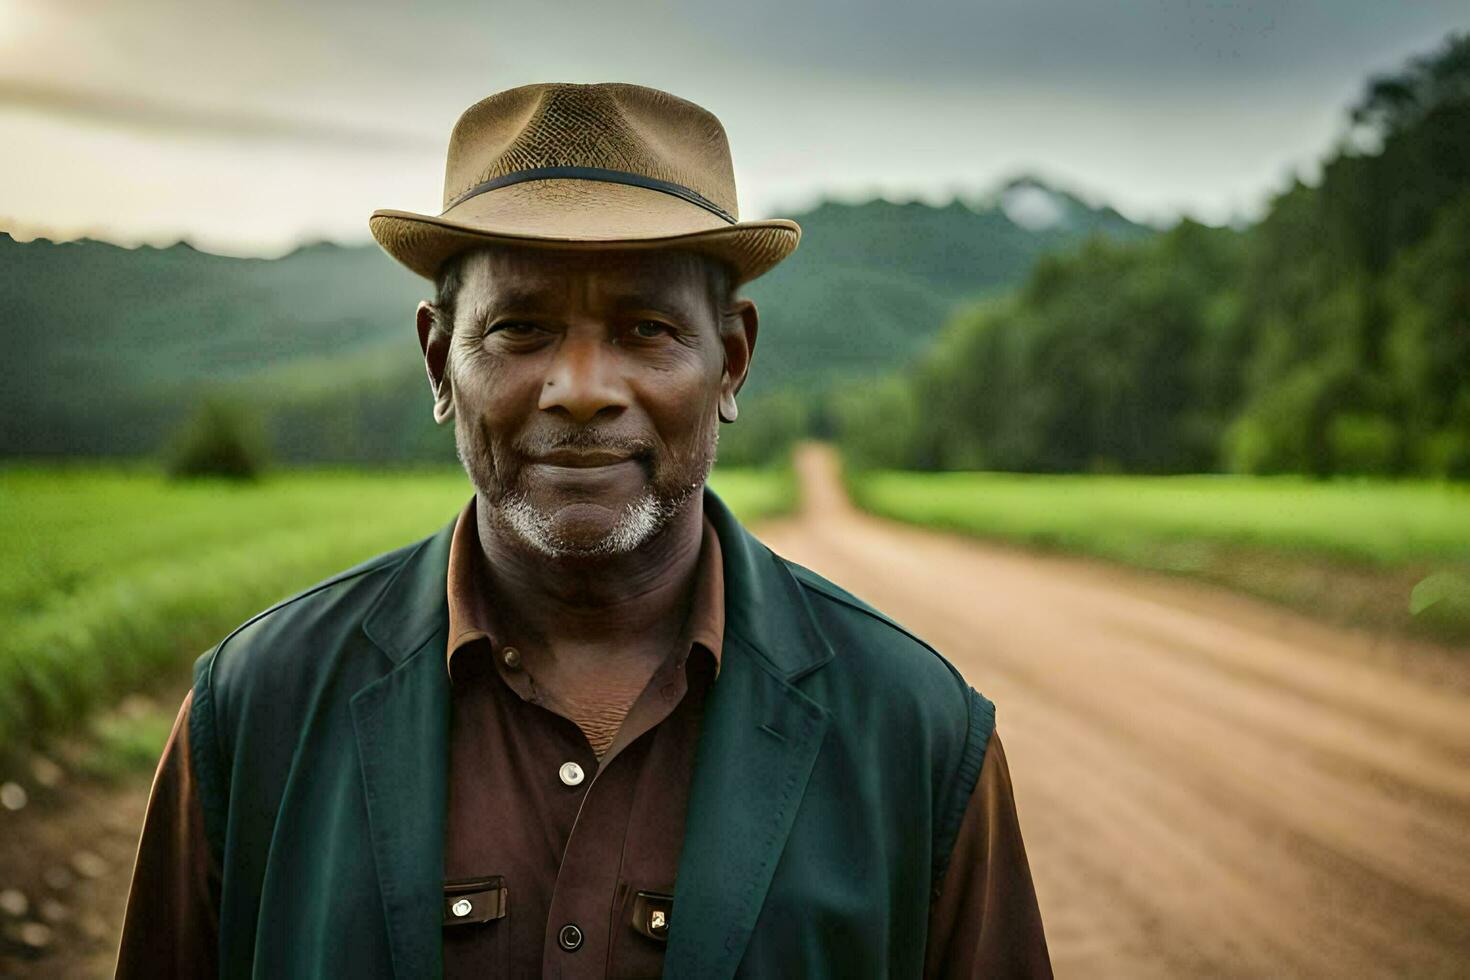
<box><xmin>663</xmin><ymin>489</ymin><xmax>835</xmax><ymax>979</ymax></box>
<box><xmin>352</xmin><ymin>519</ymin><xmax>454</xmax><ymax>980</ymax></box>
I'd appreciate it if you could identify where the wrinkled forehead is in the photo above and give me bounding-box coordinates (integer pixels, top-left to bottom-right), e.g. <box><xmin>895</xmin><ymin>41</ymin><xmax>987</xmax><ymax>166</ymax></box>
<box><xmin>457</xmin><ymin>243</ymin><xmax>711</xmax><ymax>307</ymax></box>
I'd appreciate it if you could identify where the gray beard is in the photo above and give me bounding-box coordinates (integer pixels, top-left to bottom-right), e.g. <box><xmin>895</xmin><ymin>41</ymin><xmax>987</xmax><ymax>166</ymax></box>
<box><xmin>455</xmin><ymin>417</ymin><xmax>719</xmax><ymax>559</ymax></box>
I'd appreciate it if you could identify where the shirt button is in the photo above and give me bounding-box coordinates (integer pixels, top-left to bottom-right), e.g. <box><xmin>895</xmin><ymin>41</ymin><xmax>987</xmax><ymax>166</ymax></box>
<box><xmin>558</xmin><ymin>923</ymin><xmax>583</xmax><ymax>951</ymax></box>
<box><xmin>558</xmin><ymin>761</ymin><xmax>585</xmax><ymax>787</ymax></box>
<box><xmin>451</xmin><ymin>899</ymin><xmax>473</xmax><ymax>917</ymax></box>
<box><xmin>501</xmin><ymin>646</ymin><xmax>522</xmax><ymax>670</ymax></box>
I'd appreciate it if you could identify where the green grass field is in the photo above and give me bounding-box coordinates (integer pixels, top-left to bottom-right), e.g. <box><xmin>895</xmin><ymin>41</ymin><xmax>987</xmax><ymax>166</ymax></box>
<box><xmin>848</xmin><ymin>469</ymin><xmax>1470</xmax><ymax>644</ymax></box>
<box><xmin>0</xmin><ymin>464</ymin><xmax>793</xmax><ymax>753</ymax></box>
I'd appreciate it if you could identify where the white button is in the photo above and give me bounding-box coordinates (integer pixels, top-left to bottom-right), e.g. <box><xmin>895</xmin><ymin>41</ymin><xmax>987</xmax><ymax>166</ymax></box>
<box><xmin>451</xmin><ymin>899</ymin><xmax>473</xmax><ymax>917</ymax></box>
<box><xmin>559</xmin><ymin>762</ymin><xmax>585</xmax><ymax>787</ymax></box>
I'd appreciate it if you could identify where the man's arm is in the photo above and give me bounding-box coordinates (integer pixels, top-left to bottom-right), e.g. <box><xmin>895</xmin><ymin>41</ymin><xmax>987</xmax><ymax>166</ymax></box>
<box><xmin>924</xmin><ymin>729</ymin><xmax>1052</xmax><ymax>978</ymax></box>
<box><xmin>116</xmin><ymin>688</ymin><xmax>222</xmax><ymax>979</ymax></box>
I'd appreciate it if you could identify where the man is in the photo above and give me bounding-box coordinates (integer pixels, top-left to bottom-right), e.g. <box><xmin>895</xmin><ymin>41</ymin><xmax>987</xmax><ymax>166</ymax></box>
<box><xmin>118</xmin><ymin>82</ymin><xmax>1050</xmax><ymax>978</ymax></box>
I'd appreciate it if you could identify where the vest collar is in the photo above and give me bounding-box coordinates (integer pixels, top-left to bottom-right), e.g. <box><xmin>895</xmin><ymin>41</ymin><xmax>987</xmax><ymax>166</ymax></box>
<box><xmin>360</xmin><ymin>515</ymin><xmax>454</xmax><ymax>666</ymax></box>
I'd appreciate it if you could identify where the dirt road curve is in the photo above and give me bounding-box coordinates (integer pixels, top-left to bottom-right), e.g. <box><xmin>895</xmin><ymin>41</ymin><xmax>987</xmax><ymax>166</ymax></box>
<box><xmin>758</xmin><ymin>444</ymin><xmax>1470</xmax><ymax>978</ymax></box>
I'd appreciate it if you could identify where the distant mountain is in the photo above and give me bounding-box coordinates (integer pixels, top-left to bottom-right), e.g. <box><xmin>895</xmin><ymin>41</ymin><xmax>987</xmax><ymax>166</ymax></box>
<box><xmin>989</xmin><ymin>176</ymin><xmax>1147</xmax><ymax>236</ymax></box>
<box><xmin>0</xmin><ymin>176</ymin><xmax>1153</xmax><ymax>462</ymax></box>
<box><xmin>745</xmin><ymin>179</ymin><xmax>1152</xmax><ymax>391</ymax></box>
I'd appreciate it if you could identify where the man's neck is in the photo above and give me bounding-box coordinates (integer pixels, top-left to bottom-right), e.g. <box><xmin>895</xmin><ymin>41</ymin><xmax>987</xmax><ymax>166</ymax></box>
<box><xmin>474</xmin><ymin>491</ymin><xmax>706</xmax><ymax>661</ymax></box>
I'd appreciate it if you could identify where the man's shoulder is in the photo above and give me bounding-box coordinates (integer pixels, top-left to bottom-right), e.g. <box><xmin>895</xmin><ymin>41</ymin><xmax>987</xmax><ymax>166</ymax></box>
<box><xmin>774</xmin><ymin>553</ymin><xmax>989</xmax><ymax>726</ymax></box>
<box><xmin>772</xmin><ymin>551</ymin><xmax>996</xmax><ymax>870</ymax></box>
<box><xmin>195</xmin><ymin>531</ymin><xmax>434</xmax><ymax>711</ymax></box>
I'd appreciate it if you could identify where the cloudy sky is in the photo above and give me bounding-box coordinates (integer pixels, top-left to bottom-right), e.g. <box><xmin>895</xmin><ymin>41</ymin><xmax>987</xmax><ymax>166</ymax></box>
<box><xmin>2</xmin><ymin>0</ymin><xmax>1465</xmax><ymax>255</ymax></box>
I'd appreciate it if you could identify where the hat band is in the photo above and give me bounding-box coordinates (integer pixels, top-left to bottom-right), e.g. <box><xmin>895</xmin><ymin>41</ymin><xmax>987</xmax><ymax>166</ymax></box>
<box><xmin>443</xmin><ymin>165</ymin><xmax>738</xmax><ymax>225</ymax></box>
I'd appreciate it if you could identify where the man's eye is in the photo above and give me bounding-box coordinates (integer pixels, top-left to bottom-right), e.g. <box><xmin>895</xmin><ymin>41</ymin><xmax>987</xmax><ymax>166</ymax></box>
<box><xmin>488</xmin><ymin>321</ymin><xmax>540</xmax><ymax>337</ymax></box>
<box><xmin>632</xmin><ymin>320</ymin><xmax>672</xmax><ymax>339</ymax></box>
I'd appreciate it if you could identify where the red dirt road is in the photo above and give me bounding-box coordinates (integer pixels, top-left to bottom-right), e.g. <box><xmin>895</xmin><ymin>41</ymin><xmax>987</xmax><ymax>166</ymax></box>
<box><xmin>757</xmin><ymin>444</ymin><xmax>1470</xmax><ymax>977</ymax></box>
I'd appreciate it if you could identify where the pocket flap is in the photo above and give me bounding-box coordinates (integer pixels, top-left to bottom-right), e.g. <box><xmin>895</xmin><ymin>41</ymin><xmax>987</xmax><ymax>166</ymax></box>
<box><xmin>443</xmin><ymin>875</ymin><xmax>508</xmax><ymax>926</ymax></box>
<box><xmin>629</xmin><ymin>889</ymin><xmax>674</xmax><ymax>943</ymax></box>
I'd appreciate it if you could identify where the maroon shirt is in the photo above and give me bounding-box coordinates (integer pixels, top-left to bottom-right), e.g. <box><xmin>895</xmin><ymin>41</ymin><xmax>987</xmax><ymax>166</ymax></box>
<box><xmin>118</xmin><ymin>495</ymin><xmax>1051</xmax><ymax>977</ymax></box>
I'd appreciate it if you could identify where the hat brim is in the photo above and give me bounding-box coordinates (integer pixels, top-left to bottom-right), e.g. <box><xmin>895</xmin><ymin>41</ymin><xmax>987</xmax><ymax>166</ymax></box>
<box><xmin>369</xmin><ymin>177</ymin><xmax>800</xmax><ymax>286</ymax></box>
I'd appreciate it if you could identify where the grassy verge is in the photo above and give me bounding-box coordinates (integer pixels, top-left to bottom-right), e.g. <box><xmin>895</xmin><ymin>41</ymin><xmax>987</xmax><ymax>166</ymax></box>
<box><xmin>0</xmin><ymin>464</ymin><xmax>794</xmax><ymax>754</ymax></box>
<box><xmin>847</xmin><ymin>469</ymin><xmax>1470</xmax><ymax>646</ymax></box>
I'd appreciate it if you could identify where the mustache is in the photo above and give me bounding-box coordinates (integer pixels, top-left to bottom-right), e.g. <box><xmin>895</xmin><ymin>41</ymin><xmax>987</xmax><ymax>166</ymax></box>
<box><xmin>513</xmin><ymin>428</ymin><xmax>657</xmax><ymax>460</ymax></box>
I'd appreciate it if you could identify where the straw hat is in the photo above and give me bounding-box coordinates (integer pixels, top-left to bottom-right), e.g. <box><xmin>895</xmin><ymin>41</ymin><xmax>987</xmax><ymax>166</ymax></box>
<box><xmin>369</xmin><ymin>82</ymin><xmax>801</xmax><ymax>286</ymax></box>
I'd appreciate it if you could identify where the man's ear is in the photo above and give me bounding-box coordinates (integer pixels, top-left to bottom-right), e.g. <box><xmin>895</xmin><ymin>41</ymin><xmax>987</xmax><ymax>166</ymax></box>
<box><xmin>717</xmin><ymin>297</ymin><xmax>758</xmax><ymax>424</ymax></box>
<box><xmin>416</xmin><ymin>301</ymin><xmax>455</xmax><ymax>424</ymax></box>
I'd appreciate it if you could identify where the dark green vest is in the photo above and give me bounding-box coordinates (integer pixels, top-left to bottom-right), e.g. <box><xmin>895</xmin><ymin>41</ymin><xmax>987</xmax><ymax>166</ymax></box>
<box><xmin>189</xmin><ymin>486</ymin><xmax>995</xmax><ymax>978</ymax></box>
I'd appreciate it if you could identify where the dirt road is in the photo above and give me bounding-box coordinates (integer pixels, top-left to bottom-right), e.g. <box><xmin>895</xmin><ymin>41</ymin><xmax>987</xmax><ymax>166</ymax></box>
<box><xmin>757</xmin><ymin>444</ymin><xmax>1470</xmax><ymax>977</ymax></box>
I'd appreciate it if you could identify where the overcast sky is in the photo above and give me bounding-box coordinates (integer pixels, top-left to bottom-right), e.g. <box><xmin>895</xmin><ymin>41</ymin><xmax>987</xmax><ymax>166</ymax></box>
<box><xmin>2</xmin><ymin>0</ymin><xmax>1466</xmax><ymax>256</ymax></box>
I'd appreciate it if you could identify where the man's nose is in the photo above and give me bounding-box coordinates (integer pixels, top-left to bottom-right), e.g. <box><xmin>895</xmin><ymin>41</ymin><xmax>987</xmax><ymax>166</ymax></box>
<box><xmin>538</xmin><ymin>332</ymin><xmax>630</xmax><ymax>423</ymax></box>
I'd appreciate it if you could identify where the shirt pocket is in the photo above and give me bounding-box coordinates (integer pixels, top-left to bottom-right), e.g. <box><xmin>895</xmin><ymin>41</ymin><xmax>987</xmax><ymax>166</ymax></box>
<box><xmin>442</xmin><ymin>874</ymin><xmax>510</xmax><ymax>975</ymax></box>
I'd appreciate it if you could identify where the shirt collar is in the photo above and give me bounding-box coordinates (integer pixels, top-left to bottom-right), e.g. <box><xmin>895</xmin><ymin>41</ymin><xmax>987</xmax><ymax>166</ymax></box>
<box><xmin>445</xmin><ymin>494</ymin><xmax>725</xmax><ymax>681</ymax></box>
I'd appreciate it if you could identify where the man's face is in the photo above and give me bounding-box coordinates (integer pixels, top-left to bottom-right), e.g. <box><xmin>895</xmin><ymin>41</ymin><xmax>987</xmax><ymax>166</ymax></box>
<box><xmin>421</xmin><ymin>245</ymin><xmax>754</xmax><ymax>558</ymax></box>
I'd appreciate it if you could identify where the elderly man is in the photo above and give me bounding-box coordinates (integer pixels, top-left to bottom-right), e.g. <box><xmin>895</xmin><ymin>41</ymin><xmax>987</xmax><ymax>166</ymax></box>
<box><xmin>118</xmin><ymin>82</ymin><xmax>1050</xmax><ymax>978</ymax></box>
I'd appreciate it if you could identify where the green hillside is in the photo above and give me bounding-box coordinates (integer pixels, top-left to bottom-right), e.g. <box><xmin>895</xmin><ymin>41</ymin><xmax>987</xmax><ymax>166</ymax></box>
<box><xmin>2</xmin><ymin>237</ymin><xmax>431</xmax><ymax>459</ymax></box>
<box><xmin>0</xmin><ymin>177</ymin><xmax>1150</xmax><ymax>463</ymax></box>
<box><xmin>741</xmin><ymin>182</ymin><xmax>1148</xmax><ymax>393</ymax></box>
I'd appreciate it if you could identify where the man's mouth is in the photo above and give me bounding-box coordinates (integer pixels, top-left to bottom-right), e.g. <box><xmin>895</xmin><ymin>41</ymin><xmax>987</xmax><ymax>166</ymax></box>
<box><xmin>532</xmin><ymin>448</ymin><xmax>636</xmax><ymax>468</ymax></box>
